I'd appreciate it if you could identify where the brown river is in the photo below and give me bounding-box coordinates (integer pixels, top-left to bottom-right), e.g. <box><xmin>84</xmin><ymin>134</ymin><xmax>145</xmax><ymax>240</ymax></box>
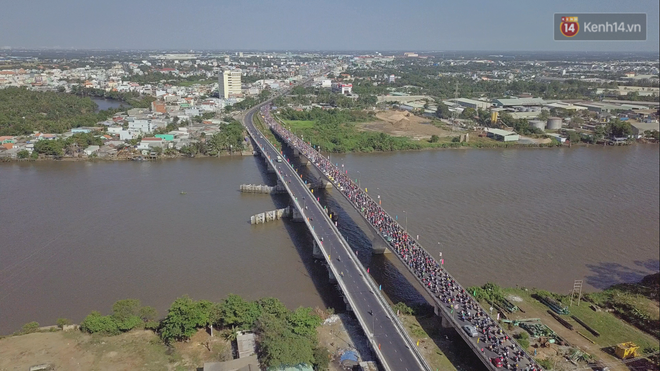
<box><xmin>0</xmin><ymin>145</ymin><xmax>658</xmax><ymax>335</ymax></box>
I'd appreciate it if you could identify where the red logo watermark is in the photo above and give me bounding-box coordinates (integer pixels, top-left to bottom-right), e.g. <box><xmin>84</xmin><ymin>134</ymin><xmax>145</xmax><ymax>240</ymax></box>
<box><xmin>560</xmin><ymin>16</ymin><xmax>579</xmax><ymax>37</ymax></box>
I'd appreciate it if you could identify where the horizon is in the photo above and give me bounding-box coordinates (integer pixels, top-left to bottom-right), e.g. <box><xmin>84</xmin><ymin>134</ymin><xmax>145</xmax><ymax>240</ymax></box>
<box><xmin>1</xmin><ymin>0</ymin><xmax>658</xmax><ymax>53</ymax></box>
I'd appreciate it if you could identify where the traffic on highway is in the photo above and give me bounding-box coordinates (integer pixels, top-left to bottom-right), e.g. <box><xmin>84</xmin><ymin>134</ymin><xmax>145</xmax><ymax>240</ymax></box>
<box><xmin>259</xmin><ymin>103</ymin><xmax>543</xmax><ymax>371</ymax></box>
<box><xmin>244</xmin><ymin>105</ymin><xmax>431</xmax><ymax>371</ymax></box>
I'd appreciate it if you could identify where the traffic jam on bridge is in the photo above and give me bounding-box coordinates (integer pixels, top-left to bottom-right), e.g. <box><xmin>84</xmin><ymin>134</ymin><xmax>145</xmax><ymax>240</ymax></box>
<box><xmin>246</xmin><ymin>105</ymin><xmax>431</xmax><ymax>371</ymax></box>
<box><xmin>259</xmin><ymin>104</ymin><xmax>544</xmax><ymax>371</ymax></box>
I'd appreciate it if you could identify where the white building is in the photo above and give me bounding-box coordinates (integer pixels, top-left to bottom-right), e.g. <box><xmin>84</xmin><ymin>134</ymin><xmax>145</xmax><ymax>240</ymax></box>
<box><xmin>128</xmin><ymin>120</ymin><xmax>154</xmax><ymax>134</ymax></box>
<box><xmin>218</xmin><ymin>69</ymin><xmax>242</xmax><ymax>99</ymax></box>
<box><xmin>332</xmin><ymin>83</ymin><xmax>352</xmax><ymax>95</ymax></box>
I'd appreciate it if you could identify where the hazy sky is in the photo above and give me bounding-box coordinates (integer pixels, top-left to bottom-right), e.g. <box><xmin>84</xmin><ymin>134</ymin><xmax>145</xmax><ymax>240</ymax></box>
<box><xmin>1</xmin><ymin>0</ymin><xmax>658</xmax><ymax>52</ymax></box>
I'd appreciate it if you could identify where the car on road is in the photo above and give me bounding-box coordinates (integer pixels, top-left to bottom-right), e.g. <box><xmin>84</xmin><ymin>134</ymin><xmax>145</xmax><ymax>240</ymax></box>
<box><xmin>491</xmin><ymin>357</ymin><xmax>504</xmax><ymax>368</ymax></box>
<box><xmin>462</xmin><ymin>325</ymin><xmax>479</xmax><ymax>337</ymax></box>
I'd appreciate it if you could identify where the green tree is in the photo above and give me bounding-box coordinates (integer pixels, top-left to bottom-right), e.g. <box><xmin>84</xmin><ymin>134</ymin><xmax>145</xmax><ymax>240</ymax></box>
<box><xmin>80</xmin><ymin>311</ymin><xmax>120</xmax><ymax>335</ymax></box>
<box><xmin>21</xmin><ymin>321</ymin><xmax>40</xmax><ymax>334</ymax></box>
<box><xmin>258</xmin><ymin>297</ymin><xmax>289</xmax><ymax>318</ymax></box>
<box><xmin>220</xmin><ymin>294</ymin><xmax>262</xmax><ymax>330</ymax></box>
<box><xmin>256</xmin><ymin>313</ymin><xmax>315</xmax><ymax>368</ymax></box>
<box><xmin>538</xmin><ymin>110</ymin><xmax>551</xmax><ymax>121</ymax></box>
<box><xmin>460</xmin><ymin>107</ymin><xmax>476</xmax><ymax>120</ymax></box>
<box><xmin>17</xmin><ymin>150</ymin><xmax>30</xmax><ymax>159</ymax></box>
<box><xmin>312</xmin><ymin>346</ymin><xmax>331</xmax><ymax>371</ymax></box>
<box><xmin>567</xmin><ymin>131</ymin><xmax>581</xmax><ymax>143</ymax></box>
<box><xmin>112</xmin><ymin>299</ymin><xmax>143</xmax><ymax>331</ymax></box>
<box><xmin>435</xmin><ymin>102</ymin><xmax>451</xmax><ymax>119</ymax></box>
<box><xmin>287</xmin><ymin>307</ymin><xmax>321</xmax><ymax>338</ymax></box>
<box><xmin>607</xmin><ymin>119</ymin><xmax>633</xmax><ymax>138</ymax></box>
<box><xmin>429</xmin><ymin>135</ymin><xmax>440</xmax><ymax>143</ymax></box>
<box><xmin>160</xmin><ymin>296</ymin><xmax>212</xmax><ymax>343</ymax></box>
<box><xmin>34</xmin><ymin>140</ymin><xmax>65</xmax><ymax>156</ymax></box>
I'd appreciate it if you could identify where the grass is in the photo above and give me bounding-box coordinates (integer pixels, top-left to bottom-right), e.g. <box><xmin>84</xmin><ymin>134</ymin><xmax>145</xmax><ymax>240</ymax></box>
<box><xmin>401</xmin><ymin>315</ymin><xmax>457</xmax><ymax>371</ymax></box>
<box><xmin>502</xmin><ymin>288</ymin><xmax>659</xmax><ymax>352</ymax></box>
<box><xmin>253</xmin><ymin>113</ymin><xmax>282</xmax><ymax>152</ymax></box>
<box><xmin>282</xmin><ymin>119</ymin><xmax>316</xmax><ymax>130</ymax></box>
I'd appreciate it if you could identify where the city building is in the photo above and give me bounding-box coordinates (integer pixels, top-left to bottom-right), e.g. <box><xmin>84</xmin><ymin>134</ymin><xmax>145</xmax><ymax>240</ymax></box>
<box><xmin>452</xmin><ymin>98</ymin><xmax>492</xmax><ymax>110</ymax></box>
<box><xmin>493</xmin><ymin>97</ymin><xmax>545</xmax><ymax>107</ymax></box>
<box><xmin>332</xmin><ymin>82</ymin><xmax>352</xmax><ymax>95</ymax></box>
<box><xmin>219</xmin><ymin>69</ymin><xmax>242</xmax><ymax>99</ymax></box>
<box><xmin>486</xmin><ymin>128</ymin><xmax>520</xmax><ymax>142</ymax></box>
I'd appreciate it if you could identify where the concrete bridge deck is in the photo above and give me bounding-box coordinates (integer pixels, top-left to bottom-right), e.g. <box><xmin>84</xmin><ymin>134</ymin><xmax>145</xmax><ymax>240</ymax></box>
<box><xmin>244</xmin><ymin>104</ymin><xmax>432</xmax><ymax>371</ymax></box>
<box><xmin>260</xmin><ymin>105</ymin><xmax>544</xmax><ymax>371</ymax></box>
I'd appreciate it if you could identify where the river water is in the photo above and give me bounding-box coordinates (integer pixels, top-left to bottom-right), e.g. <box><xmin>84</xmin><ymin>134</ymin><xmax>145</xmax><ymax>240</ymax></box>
<box><xmin>91</xmin><ymin>97</ymin><xmax>126</xmax><ymax>112</ymax></box>
<box><xmin>0</xmin><ymin>146</ymin><xmax>658</xmax><ymax>334</ymax></box>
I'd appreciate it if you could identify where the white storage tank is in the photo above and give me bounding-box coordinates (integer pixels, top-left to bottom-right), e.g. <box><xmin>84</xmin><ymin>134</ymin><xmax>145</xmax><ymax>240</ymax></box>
<box><xmin>546</xmin><ymin>117</ymin><xmax>563</xmax><ymax>130</ymax></box>
<box><xmin>530</xmin><ymin>120</ymin><xmax>546</xmax><ymax>130</ymax></box>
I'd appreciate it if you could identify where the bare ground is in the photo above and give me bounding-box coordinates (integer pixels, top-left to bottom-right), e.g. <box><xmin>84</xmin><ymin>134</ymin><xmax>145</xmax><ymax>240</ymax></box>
<box><xmin>356</xmin><ymin>111</ymin><xmax>454</xmax><ymax>140</ymax></box>
<box><xmin>317</xmin><ymin>314</ymin><xmax>376</xmax><ymax>371</ymax></box>
<box><xmin>0</xmin><ymin>329</ymin><xmax>232</xmax><ymax>371</ymax></box>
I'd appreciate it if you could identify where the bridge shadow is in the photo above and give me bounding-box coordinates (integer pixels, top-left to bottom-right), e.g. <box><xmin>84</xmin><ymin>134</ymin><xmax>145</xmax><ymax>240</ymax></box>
<box><xmin>584</xmin><ymin>259</ymin><xmax>659</xmax><ymax>290</ymax></box>
<box><xmin>284</xmin><ymin>147</ymin><xmax>488</xmax><ymax>371</ymax></box>
<box><xmin>248</xmin><ymin>136</ymin><xmax>385</xmax><ymax>363</ymax></box>
<box><xmin>248</xmin><ymin>147</ymin><xmax>345</xmax><ymax>313</ymax></box>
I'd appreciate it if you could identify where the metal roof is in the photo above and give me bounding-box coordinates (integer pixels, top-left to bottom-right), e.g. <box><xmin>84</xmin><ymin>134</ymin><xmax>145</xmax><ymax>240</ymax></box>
<box><xmin>494</xmin><ymin>98</ymin><xmax>545</xmax><ymax>106</ymax></box>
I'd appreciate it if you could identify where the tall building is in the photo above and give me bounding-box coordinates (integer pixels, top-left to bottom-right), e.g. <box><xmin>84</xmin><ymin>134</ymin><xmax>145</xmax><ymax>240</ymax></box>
<box><xmin>218</xmin><ymin>69</ymin><xmax>242</xmax><ymax>99</ymax></box>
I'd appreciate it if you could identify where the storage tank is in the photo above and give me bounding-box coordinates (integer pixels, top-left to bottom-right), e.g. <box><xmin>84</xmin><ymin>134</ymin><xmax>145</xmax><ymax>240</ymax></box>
<box><xmin>547</xmin><ymin>117</ymin><xmax>563</xmax><ymax>130</ymax></box>
<box><xmin>530</xmin><ymin>120</ymin><xmax>546</xmax><ymax>130</ymax></box>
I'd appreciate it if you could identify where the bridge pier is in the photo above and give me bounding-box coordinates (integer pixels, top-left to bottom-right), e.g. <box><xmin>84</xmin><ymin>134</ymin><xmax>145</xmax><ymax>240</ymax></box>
<box><xmin>328</xmin><ymin>268</ymin><xmax>336</xmax><ymax>282</ymax></box>
<box><xmin>371</xmin><ymin>235</ymin><xmax>390</xmax><ymax>255</ymax></box>
<box><xmin>312</xmin><ymin>240</ymin><xmax>323</xmax><ymax>259</ymax></box>
<box><xmin>291</xmin><ymin>206</ymin><xmax>305</xmax><ymax>223</ymax></box>
<box><xmin>435</xmin><ymin>305</ymin><xmax>455</xmax><ymax>329</ymax></box>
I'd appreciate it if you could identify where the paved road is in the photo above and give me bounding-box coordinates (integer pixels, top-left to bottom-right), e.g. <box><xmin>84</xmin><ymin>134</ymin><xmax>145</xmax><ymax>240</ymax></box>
<box><xmin>264</xmin><ymin>107</ymin><xmax>542</xmax><ymax>371</ymax></box>
<box><xmin>244</xmin><ymin>106</ymin><xmax>430</xmax><ymax>371</ymax></box>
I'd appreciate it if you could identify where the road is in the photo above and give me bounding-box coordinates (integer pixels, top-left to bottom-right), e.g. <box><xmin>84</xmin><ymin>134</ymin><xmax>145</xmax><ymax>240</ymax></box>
<box><xmin>265</xmin><ymin>108</ymin><xmax>542</xmax><ymax>371</ymax></box>
<box><xmin>244</xmin><ymin>105</ymin><xmax>430</xmax><ymax>371</ymax></box>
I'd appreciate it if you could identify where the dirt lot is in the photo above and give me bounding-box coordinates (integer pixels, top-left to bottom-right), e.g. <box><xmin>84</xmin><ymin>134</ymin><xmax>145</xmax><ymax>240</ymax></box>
<box><xmin>357</xmin><ymin>110</ymin><xmax>454</xmax><ymax>140</ymax></box>
<box><xmin>0</xmin><ymin>328</ymin><xmax>231</xmax><ymax>371</ymax></box>
<box><xmin>317</xmin><ymin>314</ymin><xmax>376</xmax><ymax>371</ymax></box>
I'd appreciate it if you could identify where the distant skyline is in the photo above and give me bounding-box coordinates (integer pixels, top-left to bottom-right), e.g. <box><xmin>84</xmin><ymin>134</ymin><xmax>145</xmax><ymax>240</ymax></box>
<box><xmin>1</xmin><ymin>0</ymin><xmax>658</xmax><ymax>53</ymax></box>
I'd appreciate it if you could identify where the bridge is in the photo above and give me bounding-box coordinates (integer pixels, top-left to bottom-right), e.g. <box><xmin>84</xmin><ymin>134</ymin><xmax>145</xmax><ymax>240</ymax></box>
<box><xmin>244</xmin><ymin>99</ymin><xmax>544</xmax><ymax>371</ymax></box>
<box><xmin>243</xmin><ymin>104</ymin><xmax>433</xmax><ymax>371</ymax></box>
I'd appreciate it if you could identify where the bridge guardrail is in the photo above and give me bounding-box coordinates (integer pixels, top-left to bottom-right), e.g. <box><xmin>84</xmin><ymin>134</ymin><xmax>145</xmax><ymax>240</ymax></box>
<box><xmin>265</xmin><ymin>118</ymin><xmax>434</xmax><ymax>371</ymax></box>
<box><xmin>246</xmin><ymin>106</ymin><xmax>432</xmax><ymax>371</ymax></box>
<box><xmin>268</xmin><ymin>112</ymin><xmax>541</xmax><ymax>371</ymax></box>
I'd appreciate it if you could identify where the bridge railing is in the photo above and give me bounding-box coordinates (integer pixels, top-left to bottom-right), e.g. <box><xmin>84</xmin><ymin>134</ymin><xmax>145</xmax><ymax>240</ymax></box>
<box><xmin>266</xmin><ymin>109</ymin><xmax>542</xmax><ymax>371</ymax></box>
<box><xmin>246</xmin><ymin>106</ymin><xmax>432</xmax><ymax>371</ymax></box>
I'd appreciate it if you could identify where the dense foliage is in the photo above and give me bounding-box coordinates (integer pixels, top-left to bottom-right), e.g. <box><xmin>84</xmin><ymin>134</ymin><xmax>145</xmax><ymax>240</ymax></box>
<box><xmin>179</xmin><ymin>119</ymin><xmax>246</xmax><ymax>156</ymax></box>
<box><xmin>33</xmin><ymin>132</ymin><xmax>104</xmax><ymax>157</ymax></box>
<box><xmin>157</xmin><ymin>294</ymin><xmax>326</xmax><ymax>369</ymax></box>
<box><xmin>70</xmin><ymin>86</ymin><xmax>155</xmax><ymax>108</ymax></box>
<box><xmin>348</xmin><ymin>64</ymin><xmax>625</xmax><ymax>101</ymax></box>
<box><xmin>0</xmin><ymin>87</ymin><xmax>119</xmax><ymax>135</ymax></box>
<box><xmin>80</xmin><ymin>299</ymin><xmax>158</xmax><ymax>335</ymax></box>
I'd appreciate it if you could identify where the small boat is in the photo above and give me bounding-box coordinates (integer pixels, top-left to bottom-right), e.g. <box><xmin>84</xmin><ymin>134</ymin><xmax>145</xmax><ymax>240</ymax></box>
<box><xmin>180</xmin><ymin>191</ymin><xmax>187</xmax><ymax>195</ymax></box>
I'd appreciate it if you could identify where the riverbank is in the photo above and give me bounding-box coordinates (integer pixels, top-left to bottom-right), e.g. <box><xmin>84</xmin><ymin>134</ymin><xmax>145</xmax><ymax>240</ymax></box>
<box><xmin>5</xmin><ymin>275</ymin><xmax>656</xmax><ymax>371</ymax></box>
<box><xmin>3</xmin><ymin>137</ymin><xmax>656</xmax><ymax>164</ymax></box>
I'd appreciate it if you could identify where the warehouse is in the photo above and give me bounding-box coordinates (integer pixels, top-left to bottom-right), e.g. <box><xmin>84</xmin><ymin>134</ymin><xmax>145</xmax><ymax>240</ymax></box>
<box><xmin>493</xmin><ymin>97</ymin><xmax>545</xmax><ymax>107</ymax></box>
<box><xmin>451</xmin><ymin>98</ymin><xmax>493</xmax><ymax>110</ymax></box>
<box><xmin>486</xmin><ymin>128</ymin><xmax>520</xmax><ymax>142</ymax></box>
